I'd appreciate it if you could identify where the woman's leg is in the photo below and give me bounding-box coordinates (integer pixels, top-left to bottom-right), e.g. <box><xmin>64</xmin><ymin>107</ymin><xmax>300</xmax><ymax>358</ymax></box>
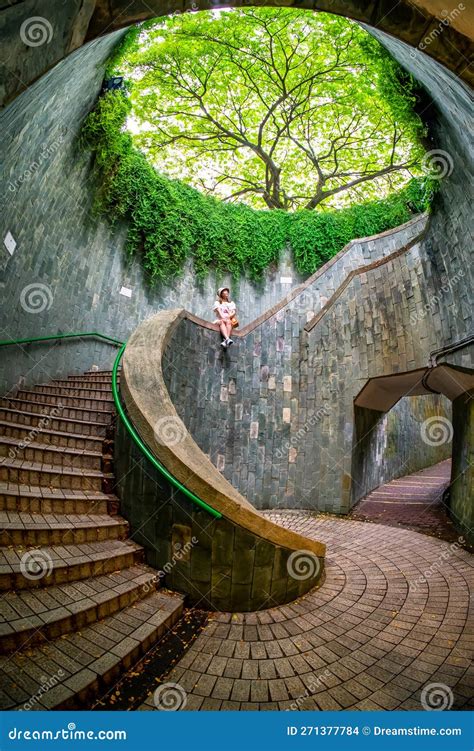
<box><xmin>219</xmin><ymin>321</ymin><xmax>228</xmax><ymax>339</ymax></box>
<box><xmin>225</xmin><ymin>321</ymin><xmax>233</xmax><ymax>340</ymax></box>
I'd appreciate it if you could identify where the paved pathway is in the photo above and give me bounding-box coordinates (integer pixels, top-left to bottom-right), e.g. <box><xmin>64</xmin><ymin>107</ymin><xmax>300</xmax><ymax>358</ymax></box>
<box><xmin>349</xmin><ymin>460</ymin><xmax>465</xmax><ymax>544</ymax></box>
<box><xmin>141</xmin><ymin>514</ymin><xmax>473</xmax><ymax>711</ymax></box>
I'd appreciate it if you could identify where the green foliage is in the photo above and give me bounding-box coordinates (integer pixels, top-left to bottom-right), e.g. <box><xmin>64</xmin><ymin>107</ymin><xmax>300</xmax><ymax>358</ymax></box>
<box><xmin>115</xmin><ymin>9</ymin><xmax>427</xmax><ymax>211</ymax></box>
<box><xmin>288</xmin><ymin>181</ymin><xmax>431</xmax><ymax>275</ymax></box>
<box><xmin>104</xmin><ymin>24</ymin><xmax>142</xmax><ymax>78</ymax></box>
<box><xmin>80</xmin><ymin>88</ymin><xmax>432</xmax><ymax>284</ymax></box>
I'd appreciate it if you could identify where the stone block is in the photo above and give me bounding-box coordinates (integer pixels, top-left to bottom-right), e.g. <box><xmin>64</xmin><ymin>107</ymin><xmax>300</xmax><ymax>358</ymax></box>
<box><xmin>190</xmin><ymin>546</ymin><xmax>212</xmax><ymax>584</ymax></box>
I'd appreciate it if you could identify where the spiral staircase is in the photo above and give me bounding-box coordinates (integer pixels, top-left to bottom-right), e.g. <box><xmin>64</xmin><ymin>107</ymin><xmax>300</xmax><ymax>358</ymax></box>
<box><xmin>0</xmin><ymin>369</ymin><xmax>184</xmax><ymax>709</ymax></box>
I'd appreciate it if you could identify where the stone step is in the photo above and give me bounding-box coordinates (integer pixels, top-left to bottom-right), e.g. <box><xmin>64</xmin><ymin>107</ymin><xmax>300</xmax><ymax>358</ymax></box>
<box><xmin>68</xmin><ymin>372</ymin><xmax>117</xmax><ymax>382</ymax></box>
<box><xmin>0</xmin><ymin>511</ymin><xmax>129</xmax><ymax>546</ymax></box>
<box><xmin>0</xmin><ymin>406</ymin><xmax>109</xmax><ymax>436</ymax></box>
<box><xmin>0</xmin><ymin>565</ymin><xmax>158</xmax><ymax>654</ymax></box>
<box><xmin>0</xmin><ymin>458</ymin><xmax>110</xmax><ymax>492</ymax></box>
<box><xmin>0</xmin><ymin>435</ymin><xmax>103</xmax><ymax>470</ymax></box>
<box><xmin>0</xmin><ymin>588</ymin><xmax>184</xmax><ymax>710</ymax></box>
<box><xmin>0</xmin><ymin>398</ymin><xmax>112</xmax><ymax>425</ymax></box>
<box><xmin>84</xmin><ymin>370</ymin><xmax>115</xmax><ymax>375</ymax></box>
<box><xmin>0</xmin><ymin>481</ymin><xmax>113</xmax><ymax>515</ymax></box>
<box><xmin>33</xmin><ymin>383</ymin><xmax>114</xmax><ymax>399</ymax></box>
<box><xmin>0</xmin><ymin>539</ymin><xmax>144</xmax><ymax>591</ymax></box>
<box><xmin>65</xmin><ymin>374</ymin><xmax>117</xmax><ymax>385</ymax></box>
<box><xmin>53</xmin><ymin>378</ymin><xmax>114</xmax><ymax>388</ymax></box>
<box><xmin>14</xmin><ymin>389</ymin><xmax>115</xmax><ymax>413</ymax></box>
<box><xmin>0</xmin><ymin>419</ymin><xmax>103</xmax><ymax>452</ymax></box>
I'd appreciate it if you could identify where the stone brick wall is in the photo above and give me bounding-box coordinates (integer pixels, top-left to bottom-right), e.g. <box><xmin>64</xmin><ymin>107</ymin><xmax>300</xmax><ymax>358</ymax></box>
<box><xmin>449</xmin><ymin>390</ymin><xmax>474</xmax><ymax>545</ymax></box>
<box><xmin>163</xmin><ymin>230</ymin><xmax>454</xmax><ymax>512</ymax></box>
<box><xmin>367</xmin><ymin>30</ymin><xmax>473</xmax><ymax>351</ymax></box>
<box><xmin>115</xmin><ymin>420</ymin><xmax>324</xmax><ymax>611</ymax></box>
<box><xmin>1</xmin><ymin>33</ymin><xmax>310</xmax><ymax>396</ymax></box>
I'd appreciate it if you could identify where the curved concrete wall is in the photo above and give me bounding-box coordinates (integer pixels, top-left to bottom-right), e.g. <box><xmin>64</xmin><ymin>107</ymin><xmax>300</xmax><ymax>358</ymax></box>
<box><xmin>115</xmin><ymin>309</ymin><xmax>325</xmax><ymax>610</ymax></box>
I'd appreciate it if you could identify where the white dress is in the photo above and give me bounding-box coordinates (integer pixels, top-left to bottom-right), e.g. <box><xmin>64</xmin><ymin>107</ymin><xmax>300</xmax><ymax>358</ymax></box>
<box><xmin>213</xmin><ymin>300</ymin><xmax>236</xmax><ymax>324</ymax></box>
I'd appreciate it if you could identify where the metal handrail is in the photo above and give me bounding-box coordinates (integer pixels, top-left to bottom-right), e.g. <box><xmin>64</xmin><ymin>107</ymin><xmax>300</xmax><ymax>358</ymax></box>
<box><xmin>0</xmin><ymin>332</ymin><xmax>221</xmax><ymax>519</ymax></box>
<box><xmin>111</xmin><ymin>344</ymin><xmax>221</xmax><ymax>519</ymax></box>
<box><xmin>0</xmin><ymin>332</ymin><xmax>124</xmax><ymax>348</ymax></box>
<box><xmin>429</xmin><ymin>334</ymin><xmax>474</xmax><ymax>367</ymax></box>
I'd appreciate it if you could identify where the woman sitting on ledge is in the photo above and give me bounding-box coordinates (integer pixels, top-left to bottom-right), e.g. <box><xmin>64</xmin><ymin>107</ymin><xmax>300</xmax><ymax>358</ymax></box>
<box><xmin>213</xmin><ymin>287</ymin><xmax>237</xmax><ymax>349</ymax></box>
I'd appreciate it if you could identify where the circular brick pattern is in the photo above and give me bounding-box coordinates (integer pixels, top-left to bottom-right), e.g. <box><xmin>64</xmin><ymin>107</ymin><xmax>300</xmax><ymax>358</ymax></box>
<box><xmin>148</xmin><ymin>515</ymin><xmax>473</xmax><ymax>711</ymax></box>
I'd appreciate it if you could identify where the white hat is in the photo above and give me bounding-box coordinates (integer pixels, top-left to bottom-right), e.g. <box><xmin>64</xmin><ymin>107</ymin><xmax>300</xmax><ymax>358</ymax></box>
<box><xmin>217</xmin><ymin>286</ymin><xmax>230</xmax><ymax>298</ymax></box>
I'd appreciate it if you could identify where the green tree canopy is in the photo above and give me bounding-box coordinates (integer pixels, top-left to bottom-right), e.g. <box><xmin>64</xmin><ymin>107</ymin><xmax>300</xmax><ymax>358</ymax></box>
<box><xmin>116</xmin><ymin>8</ymin><xmax>426</xmax><ymax>211</ymax></box>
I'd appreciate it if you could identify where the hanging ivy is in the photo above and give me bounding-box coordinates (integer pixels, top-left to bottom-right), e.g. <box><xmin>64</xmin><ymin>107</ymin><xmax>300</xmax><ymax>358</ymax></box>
<box><xmin>79</xmin><ymin>89</ymin><xmax>436</xmax><ymax>283</ymax></box>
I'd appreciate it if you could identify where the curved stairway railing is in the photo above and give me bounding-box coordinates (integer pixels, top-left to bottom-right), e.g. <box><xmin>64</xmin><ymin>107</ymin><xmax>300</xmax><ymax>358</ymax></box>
<box><xmin>111</xmin><ymin>342</ymin><xmax>222</xmax><ymax>519</ymax></box>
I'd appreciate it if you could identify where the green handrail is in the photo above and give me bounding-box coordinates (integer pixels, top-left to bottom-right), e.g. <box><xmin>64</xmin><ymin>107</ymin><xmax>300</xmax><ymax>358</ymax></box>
<box><xmin>0</xmin><ymin>331</ymin><xmax>124</xmax><ymax>348</ymax></box>
<box><xmin>1</xmin><ymin>331</ymin><xmax>221</xmax><ymax>519</ymax></box>
<box><xmin>111</xmin><ymin>344</ymin><xmax>221</xmax><ymax>519</ymax></box>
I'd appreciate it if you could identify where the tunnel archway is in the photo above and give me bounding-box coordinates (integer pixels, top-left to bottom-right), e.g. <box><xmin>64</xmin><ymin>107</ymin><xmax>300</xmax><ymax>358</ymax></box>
<box><xmin>351</xmin><ymin>363</ymin><xmax>474</xmax><ymax>542</ymax></box>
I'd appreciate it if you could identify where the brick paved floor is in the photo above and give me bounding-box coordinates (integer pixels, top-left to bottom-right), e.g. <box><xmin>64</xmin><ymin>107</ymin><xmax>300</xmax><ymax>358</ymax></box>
<box><xmin>140</xmin><ymin>514</ymin><xmax>473</xmax><ymax>711</ymax></box>
<box><xmin>349</xmin><ymin>460</ymin><xmax>465</xmax><ymax>545</ymax></box>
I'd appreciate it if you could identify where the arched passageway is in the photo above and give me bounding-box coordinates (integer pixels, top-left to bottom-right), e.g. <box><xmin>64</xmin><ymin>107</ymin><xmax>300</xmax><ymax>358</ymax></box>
<box><xmin>352</xmin><ymin>364</ymin><xmax>474</xmax><ymax>543</ymax></box>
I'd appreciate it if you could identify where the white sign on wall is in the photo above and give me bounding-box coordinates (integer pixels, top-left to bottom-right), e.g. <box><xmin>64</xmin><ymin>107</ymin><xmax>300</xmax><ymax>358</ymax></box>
<box><xmin>4</xmin><ymin>231</ymin><xmax>17</xmax><ymax>256</ymax></box>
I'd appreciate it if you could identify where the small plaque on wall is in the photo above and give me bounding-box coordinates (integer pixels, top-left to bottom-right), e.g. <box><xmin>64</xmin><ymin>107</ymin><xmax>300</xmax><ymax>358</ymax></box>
<box><xmin>280</xmin><ymin>276</ymin><xmax>292</xmax><ymax>284</ymax></box>
<box><xmin>4</xmin><ymin>231</ymin><xmax>16</xmax><ymax>256</ymax></box>
<box><xmin>120</xmin><ymin>286</ymin><xmax>132</xmax><ymax>298</ymax></box>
